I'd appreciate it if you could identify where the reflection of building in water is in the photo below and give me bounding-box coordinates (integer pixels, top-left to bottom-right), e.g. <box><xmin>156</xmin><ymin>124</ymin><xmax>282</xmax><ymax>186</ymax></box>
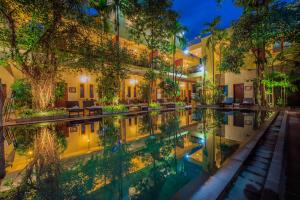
<box><xmin>1</xmin><ymin>110</ymin><xmax>265</xmax><ymax>198</ymax></box>
<box><xmin>3</xmin><ymin>111</ymin><xmax>195</xmax><ymax>175</ymax></box>
<box><xmin>224</xmin><ymin>112</ymin><xmax>254</xmax><ymax>142</ymax></box>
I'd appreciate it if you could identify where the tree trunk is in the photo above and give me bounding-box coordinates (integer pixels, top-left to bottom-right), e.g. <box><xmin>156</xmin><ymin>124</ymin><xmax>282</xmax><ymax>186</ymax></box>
<box><xmin>31</xmin><ymin>78</ymin><xmax>55</xmax><ymax>110</ymax></box>
<box><xmin>173</xmin><ymin>35</ymin><xmax>176</xmax><ymax>103</ymax></box>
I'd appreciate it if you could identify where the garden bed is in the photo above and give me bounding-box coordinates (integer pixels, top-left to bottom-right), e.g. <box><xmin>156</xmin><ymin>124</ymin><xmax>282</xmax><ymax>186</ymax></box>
<box><xmin>16</xmin><ymin>109</ymin><xmax>68</xmax><ymax>123</ymax></box>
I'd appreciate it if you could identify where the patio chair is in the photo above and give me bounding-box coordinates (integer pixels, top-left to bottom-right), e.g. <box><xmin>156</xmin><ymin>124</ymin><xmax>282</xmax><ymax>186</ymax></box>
<box><xmin>83</xmin><ymin>100</ymin><xmax>103</xmax><ymax>116</ymax></box>
<box><xmin>220</xmin><ymin>97</ymin><xmax>234</xmax><ymax>107</ymax></box>
<box><xmin>66</xmin><ymin>101</ymin><xmax>84</xmax><ymax>117</ymax></box>
<box><xmin>241</xmin><ymin>98</ymin><xmax>254</xmax><ymax>108</ymax></box>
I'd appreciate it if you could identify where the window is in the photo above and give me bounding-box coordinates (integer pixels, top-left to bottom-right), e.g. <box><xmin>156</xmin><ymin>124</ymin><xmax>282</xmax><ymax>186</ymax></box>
<box><xmin>134</xmin><ymin>87</ymin><xmax>137</xmax><ymax>98</ymax></box>
<box><xmin>90</xmin><ymin>84</ymin><xmax>94</xmax><ymax>99</ymax></box>
<box><xmin>127</xmin><ymin>86</ymin><xmax>131</xmax><ymax>98</ymax></box>
<box><xmin>80</xmin><ymin>84</ymin><xmax>85</xmax><ymax>98</ymax></box>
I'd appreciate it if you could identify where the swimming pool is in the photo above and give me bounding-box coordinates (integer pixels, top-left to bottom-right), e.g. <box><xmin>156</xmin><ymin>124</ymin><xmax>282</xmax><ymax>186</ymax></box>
<box><xmin>0</xmin><ymin>109</ymin><xmax>274</xmax><ymax>200</ymax></box>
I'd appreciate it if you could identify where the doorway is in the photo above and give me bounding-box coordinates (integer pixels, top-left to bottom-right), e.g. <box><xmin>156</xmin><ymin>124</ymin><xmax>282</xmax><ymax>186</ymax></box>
<box><xmin>234</xmin><ymin>84</ymin><xmax>244</xmax><ymax>103</ymax></box>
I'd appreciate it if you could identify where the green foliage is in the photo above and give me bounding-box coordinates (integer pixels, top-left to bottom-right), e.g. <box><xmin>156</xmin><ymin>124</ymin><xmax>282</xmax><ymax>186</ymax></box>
<box><xmin>103</xmin><ymin>104</ymin><xmax>128</xmax><ymax>113</ymax></box>
<box><xmin>18</xmin><ymin>108</ymin><xmax>67</xmax><ymax>119</ymax></box>
<box><xmin>175</xmin><ymin>101</ymin><xmax>185</xmax><ymax>107</ymax></box>
<box><xmin>11</xmin><ymin>79</ymin><xmax>32</xmax><ymax>109</ymax></box>
<box><xmin>159</xmin><ymin>78</ymin><xmax>179</xmax><ymax>99</ymax></box>
<box><xmin>276</xmin><ymin>97</ymin><xmax>285</xmax><ymax>107</ymax></box>
<box><xmin>54</xmin><ymin>81</ymin><xmax>66</xmax><ymax>101</ymax></box>
<box><xmin>220</xmin><ymin>46</ymin><xmax>245</xmax><ymax>73</ymax></box>
<box><xmin>144</xmin><ymin>69</ymin><xmax>157</xmax><ymax>82</ymax></box>
<box><xmin>96</xmin><ymin>40</ymin><xmax>131</xmax><ymax>103</ymax></box>
<box><xmin>138</xmin><ymin>83</ymin><xmax>151</xmax><ymax>103</ymax></box>
<box><xmin>149</xmin><ymin>102</ymin><xmax>161</xmax><ymax>109</ymax></box>
<box><xmin>17</xmin><ymin>20</ymin><xmax>44</xmax><ymax>49</ymax></box>
<box><xmin>126</xmin><ymin>0</ymin><xmax>176</xmax><ymax>54</ymax></box>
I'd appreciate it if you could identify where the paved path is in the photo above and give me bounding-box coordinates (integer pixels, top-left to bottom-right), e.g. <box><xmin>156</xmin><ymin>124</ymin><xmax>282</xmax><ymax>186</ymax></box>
<box><xmin>224</xmin><ymin>114</ymin><xmax>283</xmax><ymax>200</ymax></box>
<box><xmin>285</xmin><ymin>111</ymin><xmax>300</xmax><ymax>199</ymax></box>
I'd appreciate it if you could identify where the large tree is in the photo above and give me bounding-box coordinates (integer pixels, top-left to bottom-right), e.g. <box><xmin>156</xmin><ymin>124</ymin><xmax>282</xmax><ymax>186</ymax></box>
<box><xmin>126</xmin><ymin>0</ymin><xmax>177</xmax><ymax>103</ymax></box>
<box><xmin>201</xmin><ymin>16</ymin><xmax>221</xmax><ymax>87</ymax></box>
<box><xmin>219</xmin><ymin>0</ymin><xmax>299</xmax><ymax>106</ymax></box>
<box><xmin>0</xmin><ymin>0</ymin><xmax>83</xmax><ymax>110</ymax></box>
<box><xmin>170</xmin><ymin>22</ymin><xmax>187</xmax><ymax>102</ymax></box>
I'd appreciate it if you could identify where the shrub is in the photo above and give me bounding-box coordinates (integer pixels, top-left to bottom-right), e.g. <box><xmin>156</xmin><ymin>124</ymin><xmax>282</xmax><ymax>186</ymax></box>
<box><xmin>54</xmin><ymin>81</ymin><xmax>66</xmax><ymax>101</ymax></box>
<box><xmin>11</xmin><ymin>79</ymin><xmax>32</xmax><ymax>109</ymax></box>
<box><xmin>19</xmin><ymin>108</ymin><xmax>67</xmax><ymax>119</ymax></box>
<box><xmin>103</xmin><ymin>104</ymin><xmax>128</xmax><ymax>113</ymax></box>
<box><xmin>175</xmin><ymin>101</ymin><xmax>186</xmax><ymax>107</ymax></box>
<box><xmin>149</xmin><ymin>102</ymin><xmax>161</xmax><ymax>109</ymax></box>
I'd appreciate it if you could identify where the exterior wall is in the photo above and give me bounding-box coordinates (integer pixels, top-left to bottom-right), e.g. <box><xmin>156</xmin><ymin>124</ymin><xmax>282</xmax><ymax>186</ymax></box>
<box><xmin>0</xmin><ymin>68</ymin><xmax>15</xmax><ymax>98</ymax></box>
<box><xmin>224</xmin><ymin>69</ymin><xmax>256</xmax><ymax>99</ymax></box>
<box><xmin>60</xmin><ymin>70</ymin><xmax>99</xmax><ymax>106</ymax></box>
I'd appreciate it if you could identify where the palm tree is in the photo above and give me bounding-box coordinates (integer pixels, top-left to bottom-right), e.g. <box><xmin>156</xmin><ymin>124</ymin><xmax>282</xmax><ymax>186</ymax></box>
<box><xmin>215</xmin><ymin>29</ymin><xmax>229</xmax><ymax>86</ymax></box>
<box><xmin>201</xmin><ymin>16</ymin><xmax>221</xmax><ymax>86</ymax></box>
<box><xmin>171</xmin><ymin>22</ymin><xmax>187</xmax><ymax>102</ymax></box>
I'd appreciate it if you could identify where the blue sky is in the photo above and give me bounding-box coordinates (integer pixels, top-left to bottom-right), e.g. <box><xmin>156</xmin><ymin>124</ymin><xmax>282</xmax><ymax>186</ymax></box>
<box><xmin>172</xmin><ymin>0</ymin><xmax>243</xmax><ymax>42</ymax></box>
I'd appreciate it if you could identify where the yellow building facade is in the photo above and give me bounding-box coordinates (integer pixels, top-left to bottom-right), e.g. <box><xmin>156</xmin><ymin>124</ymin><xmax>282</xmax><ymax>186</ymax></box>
<box><xmin>189</xmin><ymin>36</ymin><xmax>257</xmax><ymax>103</ymax></box>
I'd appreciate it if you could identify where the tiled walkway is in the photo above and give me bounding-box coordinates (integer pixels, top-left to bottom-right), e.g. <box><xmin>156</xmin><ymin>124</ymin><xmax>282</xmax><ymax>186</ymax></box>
<box><xmin>285</xmin><ymin>111</ymin><xmax>300</xmax><ymax>200</ymax></box>
<box><xmin>224</xmin><ymin>114</ymin><xmax>283</xmax><ymax>199</ymax></box>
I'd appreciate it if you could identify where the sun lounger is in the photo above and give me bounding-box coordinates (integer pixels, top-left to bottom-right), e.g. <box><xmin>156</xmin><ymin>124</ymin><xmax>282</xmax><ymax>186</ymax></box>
<box><xmin>220</xmin><ymin>97</ymin><xmax>233</xmax><ymax>107</ymax></box>
<box><xmin>240</xmin><ymin>98</ymin><xmax>254</xmax><ymax>108</ymax></box>
<box><xmin>66</xmin><ymin>101</ymin><xmax>84</xmax><ymax>117</ymax></box>
<box><xmin>83</xmin><ymin>100</ymin><xmax>103</xmax><ymax>116</ymax></box>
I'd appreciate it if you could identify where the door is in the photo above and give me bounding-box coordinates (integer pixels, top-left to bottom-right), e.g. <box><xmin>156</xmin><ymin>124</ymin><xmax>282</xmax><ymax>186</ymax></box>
<box><xmin>234</xmin><ymin>84</ymin><xmax>244</xmax><ymax>103</ymax></box>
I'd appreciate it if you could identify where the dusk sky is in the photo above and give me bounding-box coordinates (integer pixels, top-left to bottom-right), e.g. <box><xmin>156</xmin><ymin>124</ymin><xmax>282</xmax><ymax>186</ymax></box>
<box><xmin>172</xmin><ymin>0</ymin><xmax>243</xmax><ymax>42</ymax></box>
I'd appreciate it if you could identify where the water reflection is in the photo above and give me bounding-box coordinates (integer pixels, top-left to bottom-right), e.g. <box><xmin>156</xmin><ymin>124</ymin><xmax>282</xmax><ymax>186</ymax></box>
<box><xmin>0</xmin><ymin>109</ymin><xmax>273</xmax><ymax>199</ymax></box>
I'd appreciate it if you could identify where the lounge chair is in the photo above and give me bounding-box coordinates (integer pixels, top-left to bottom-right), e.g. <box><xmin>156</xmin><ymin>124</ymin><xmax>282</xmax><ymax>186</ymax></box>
<box><xmin>241</xmin><ymin>98</ymin><xmax>254</xmax><ymax>108</ymax></box>
<box><xmin>220</xmin><ymin>97</ymin><xmax>234</xmax><ymax>107</ymax></box>
<box><xmin>126</xmin><ymin>103</ymin><xmax>148</xmax><ymax>112</ymax></box>
<box><xmin>66</xmin><ymin>101</ymin><xmax>84</xmax><ymax>117</ymax></box>
<box><xmin>83</xmin><ymin>100</ymin><xmax>103</xmax><ymax>116</ymax></box>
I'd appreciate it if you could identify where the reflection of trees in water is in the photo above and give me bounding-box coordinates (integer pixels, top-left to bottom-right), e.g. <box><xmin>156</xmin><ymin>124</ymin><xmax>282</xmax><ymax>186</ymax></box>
<box><xmin>2</xmin><ymin>125</ymin><xmax>66</xmax><ymax>200</ymax></box>
<box><xmin>130</xmin><ymin>113</ymin><xmax>180</xmax><ymax>200</ymax></box>
<box><xmin>58</xmin><ymin>117</ymin><xmax>133</xmax><ymax>200</ymax></box>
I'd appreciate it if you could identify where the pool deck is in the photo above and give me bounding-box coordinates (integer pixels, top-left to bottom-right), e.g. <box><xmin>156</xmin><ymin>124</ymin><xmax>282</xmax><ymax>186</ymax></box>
<box><xmin>1</xmin><ymin>105</ymin><xmax>274</xmax><ymax>127</ymax></box>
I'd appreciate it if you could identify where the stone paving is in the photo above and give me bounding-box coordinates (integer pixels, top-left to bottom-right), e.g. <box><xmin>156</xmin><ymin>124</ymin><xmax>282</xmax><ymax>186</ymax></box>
<box><xmin>224</xmin><ymin>114</ymin><xmax>283</xmax><ymax>200</ymax></box>
<box><xmin>285</xmin><ymin>111</ymin><xmax>300</xmax><ymax>200</ymax></box>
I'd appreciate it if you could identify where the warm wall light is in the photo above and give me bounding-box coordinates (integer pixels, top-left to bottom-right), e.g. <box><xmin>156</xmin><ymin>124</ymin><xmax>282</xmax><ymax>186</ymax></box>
<box><xmin>80</xmin><ymin>75</ymin><xmax>90</xmax><ymax>83</ymax></box>
<box><xmin>129</xmin><ymin>79</ymin><xmax>138</xmax><ymax>85</ymax></box>
<box><xmin>183</xmin><ymin>49</ymin><xmax>189</xmax><ymax>55</ymax></box>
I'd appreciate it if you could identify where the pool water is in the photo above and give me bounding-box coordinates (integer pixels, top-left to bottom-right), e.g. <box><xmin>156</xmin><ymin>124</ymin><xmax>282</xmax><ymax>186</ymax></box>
<box><xmin>0</xmin><ymin>109</ymin><xmax>273</xmax><ymax>200</ymax></box>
